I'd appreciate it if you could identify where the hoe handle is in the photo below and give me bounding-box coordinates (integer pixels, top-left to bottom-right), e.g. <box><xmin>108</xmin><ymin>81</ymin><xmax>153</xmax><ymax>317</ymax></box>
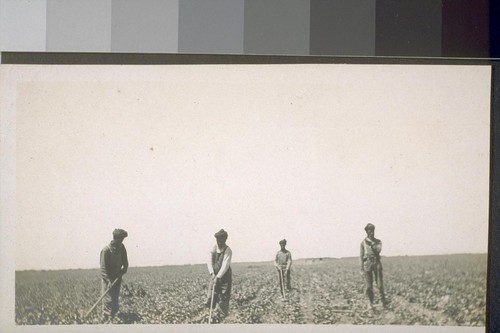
<box><xmin>208</xmin><ymin>278</ymin><xmax>217</xmax><ymax>324</ymax></box>
<box><xmin>84</xmin><ymin>278</ymin><xmax>119</xmax><ymax>318</ymax></box>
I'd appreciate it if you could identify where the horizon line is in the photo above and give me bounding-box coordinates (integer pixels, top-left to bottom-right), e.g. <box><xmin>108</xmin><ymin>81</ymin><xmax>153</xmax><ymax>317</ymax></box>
<box><xmin>15</xmin><ymin>252</ymin><xmax>487</xmax><ymax>272</ymax></box>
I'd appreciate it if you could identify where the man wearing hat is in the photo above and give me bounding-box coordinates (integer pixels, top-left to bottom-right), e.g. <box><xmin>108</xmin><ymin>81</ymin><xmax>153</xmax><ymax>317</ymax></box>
<box><xmin>206</xmin><ymin>229</ymin><xmax>232</xmax><ymax>316</ymax></box>
<box><xmin>274</xmin><ymin>239</ymin><xmax>292</xmax><ymax>295</ymax></box>
<box><xmin>360</xmin><ymin>223</ymin><xmax>386</xmax><ymax>308</ymax></box>
<box><xmin>100</xmin><ymin>228</ymin><xmax>129</xmax><ymax>321</ymax></box>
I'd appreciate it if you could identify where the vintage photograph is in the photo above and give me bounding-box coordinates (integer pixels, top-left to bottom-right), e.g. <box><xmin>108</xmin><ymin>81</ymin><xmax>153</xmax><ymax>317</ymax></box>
<box><xmin>0</xmin><ymin>64</ymin><xmax>490</xmax><ymax>331</ymax></box>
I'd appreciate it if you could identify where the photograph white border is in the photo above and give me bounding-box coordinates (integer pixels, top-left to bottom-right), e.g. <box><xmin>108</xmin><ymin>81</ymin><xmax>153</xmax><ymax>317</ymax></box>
<box><xmin>0</xmin><ymin>64</ymin><xmax>489</xmax><ymax>333</ymax></box>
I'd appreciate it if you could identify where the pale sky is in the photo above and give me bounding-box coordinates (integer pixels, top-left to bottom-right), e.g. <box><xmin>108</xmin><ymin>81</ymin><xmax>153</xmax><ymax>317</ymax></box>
<box><xmin>7</xmin><ymin>64</ymin><xmax>491</xmax><ymax>270</ymax></box>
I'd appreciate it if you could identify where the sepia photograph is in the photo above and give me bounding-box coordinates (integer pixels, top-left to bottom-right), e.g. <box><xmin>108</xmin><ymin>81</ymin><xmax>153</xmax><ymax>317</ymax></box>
<box><xmin>0</xmin><ymin>63</ymin><xmax>490</xmax><ymax>333</ymax></box>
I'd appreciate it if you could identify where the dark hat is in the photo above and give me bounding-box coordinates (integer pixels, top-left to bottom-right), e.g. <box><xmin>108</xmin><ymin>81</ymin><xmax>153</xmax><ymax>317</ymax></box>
<box><xmin>214</xmin><ymin>229</ymin><xmax>228</xmax><ymax>239</ymax></box>
<box><xmin>113</xmin><ymin>228</ymin><xmax>128</xmax><ymax>239</ymax></box>
<box><xmin>279</xmin><ymin>239</ymin><xmax>287</xmax><ymax>245</ymax></box>
<box><xmin>364</xmin><ymin>223</ymin><xmax>375</xmax><ymax>231</ymax></box>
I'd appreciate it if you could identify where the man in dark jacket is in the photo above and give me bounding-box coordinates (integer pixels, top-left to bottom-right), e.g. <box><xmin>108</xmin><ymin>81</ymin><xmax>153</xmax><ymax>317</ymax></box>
<box><xmin>100</xmin><ymin>228</ymin><xmax>129</xmax><ymax>321</ymax></box>
<box><xmin>360</xmin><ymin>223</ymin><xmax>386</xmax><ymax>308</ymax></box>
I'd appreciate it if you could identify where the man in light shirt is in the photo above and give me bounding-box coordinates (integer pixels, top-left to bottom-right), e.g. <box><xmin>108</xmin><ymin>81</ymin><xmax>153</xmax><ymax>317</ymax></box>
<box><xmin>274</xmin><ymin>239</ymin><xmax>292</xmax><ymax>296</ymax></box>
<box><xmin>206</xmin><ymin>229</ymin><xmax>232</xmax><ymax>316</ymax></box>
<box><xmin>360</xmin><ymin>223</ymin><xmax>386</xmax><ymax>308</ymax></box>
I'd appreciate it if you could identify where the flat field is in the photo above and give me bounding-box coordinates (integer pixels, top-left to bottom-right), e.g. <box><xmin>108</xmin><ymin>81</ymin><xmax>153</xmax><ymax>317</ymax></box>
<box><xmin>15</xmin><ymin>254</ymin><xmax>486</xmax><ymax>326</ymax></box>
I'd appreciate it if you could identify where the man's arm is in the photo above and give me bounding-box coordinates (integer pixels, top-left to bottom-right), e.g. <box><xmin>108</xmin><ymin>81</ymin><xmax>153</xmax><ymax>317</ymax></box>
<box><xmin>360</xmin><ymin>241</ymin><xmax>365</xmax><ymax>271</ymax></box>
<box><xmin>121</xmin><ymin>245</ymin><xmax>129</xmax><ymax>275</ymax></box>
<box><xmin>286</xmin><ymin>252</ymin><xmax>292</xmax><ymax>270</ymax></box>
<box><xmin>374</xmin><ymin>239</ymin><xmax>382</xmax><ymax>256</ymax></box>
<box><xmin>207</xmin><ymin>248</ymin><xmax>215</xmax><ymax>275</ymax></box>
<box><xmin>100</xmin><ymin>248</ymin><xmax>110</xmax><ymax>282</ymax></box>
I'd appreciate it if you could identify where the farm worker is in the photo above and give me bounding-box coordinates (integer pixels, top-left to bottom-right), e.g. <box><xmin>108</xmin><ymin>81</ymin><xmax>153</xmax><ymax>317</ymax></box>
<box><xmin>100</xmin><ymin>228</ymin><xmax>129</xmax><ymax>321</ymax></box>
<box><xmin>360</xmin><ymin>223</ymin><xmax>386</xmax><ymax>308</ymax></box>
<box><xmin>274</xmin><ymin>239</ymin><xmax>292</xmax><ymax>295</ymax></box>
<box><xmin>206</xmin><ymin>229</ymin><xmax>233</xmax><ymax>316</ymax></box>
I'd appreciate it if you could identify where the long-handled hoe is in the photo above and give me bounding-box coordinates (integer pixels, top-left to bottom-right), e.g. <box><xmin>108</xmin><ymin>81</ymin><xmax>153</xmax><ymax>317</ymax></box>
<box><xmin>84</xmin><ymin>278</ymin><xmax>119</xmax><ymax>319</ymax></box>
<box><xmin>208</xmin><ymin>278</ymin><xmax>217</xmax><ymax>324</ymax></box>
